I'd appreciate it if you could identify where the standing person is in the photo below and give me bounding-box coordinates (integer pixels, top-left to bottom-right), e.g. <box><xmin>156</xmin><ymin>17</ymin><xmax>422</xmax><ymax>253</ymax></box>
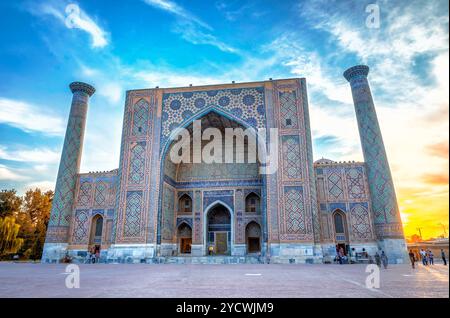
<box><xmin>428</xmin><ymin>250</ymin><xmax>434</xmax><ymax>265</ymax></box>
<box><xmin>420</xmin><ymin>249</ymin><xmax>427</xmax><ymax>266</ymax></box>
<box><xmin>85</xmin><ymin>250</ymin><xmax>91</xmax><ymax>264</ymax></box>
<box><xmin>374</xmin><ymin>252</ymin><xmax>381</xmax><ymax>267</ymax></box>
<box><xmin>441</xmin><ymin>249</ymin><xmax>447</xmax><ymax>266</ymax></box>
<box><xmin>408</xmin><ymin>250</ymin><xmax>416</xmax><ymax>269</ymax></box>
<box><xmin>90</xmin><ymin>247</ymin><xmax>96</xmax><ymax>264</ymax></box>
<box><xmin>339</xmin><ymin>247</ymin><xmax>345</xmax><ymax>265</ymax></box>
<box><xmin>95</xmin><ymin>247</ymin><xmax>100</xmax><ymax>264</ymax></box>
<box><xmin>381</xmin><ymin>251</ymin><xmax>388</xmax><ymax>269</ymax></box>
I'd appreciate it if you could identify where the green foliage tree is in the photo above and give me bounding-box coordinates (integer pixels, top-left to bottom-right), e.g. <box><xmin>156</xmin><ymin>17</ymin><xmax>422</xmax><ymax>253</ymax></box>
<box><xmin>0</xmin><ymin>216</ymin><xmax>24</xmax><ymax>257</ymax></box>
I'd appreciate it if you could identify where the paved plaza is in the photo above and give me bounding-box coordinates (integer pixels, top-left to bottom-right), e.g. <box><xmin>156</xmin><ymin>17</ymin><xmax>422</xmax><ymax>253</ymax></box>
<box><xmin>0</xmin><ymin>262</ymin><xmax>448</xmax><ymax>298</ymax></box>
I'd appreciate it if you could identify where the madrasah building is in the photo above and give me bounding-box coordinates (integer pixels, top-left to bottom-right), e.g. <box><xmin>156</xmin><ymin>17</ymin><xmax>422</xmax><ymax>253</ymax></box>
<box><xmin>42</xmin><ymin>65</ymin><xmax>408</xmax><ymax>264</ymax></box>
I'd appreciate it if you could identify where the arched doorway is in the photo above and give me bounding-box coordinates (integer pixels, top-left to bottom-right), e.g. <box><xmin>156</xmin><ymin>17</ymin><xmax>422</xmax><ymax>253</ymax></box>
<box><xmin>206</xmin><ymin>203</ymin><xmax>231</xmax><ymax>255</ymax></box>
<box><xmin>89</xmin><ymin>214</ymin><xmax>104</xmax><ymax>253</ymax></box>
<box><xmin>177</xmin><ymin>222</ymin><xmax>192</xmax><ymax>254</ymax></box>
<box><xmin>332</xmin><ymin>210</ymin><xmax>348</xmax><ymax>255</ymax></box>
<box><xmin>246</xmin><ymin>221</ymin><xmax>261</xmax><ymax>254</ymax></box>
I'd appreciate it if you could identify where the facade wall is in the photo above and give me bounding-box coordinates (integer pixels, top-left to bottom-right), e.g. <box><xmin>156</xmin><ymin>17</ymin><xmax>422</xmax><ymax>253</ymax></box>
<box><xmin>314</xmin><ymin>161</ymin><xmax>377</xmax><ymax>256</ymax></box>
<box><xmin>67</xmin><ymin>170</ymin><xmax>117</xmax><ymax>260</ymax></box>
<box><xmin>46</xmin><ymin>77</ymin><xmax>403</xmax><ymax>264</ymax></box>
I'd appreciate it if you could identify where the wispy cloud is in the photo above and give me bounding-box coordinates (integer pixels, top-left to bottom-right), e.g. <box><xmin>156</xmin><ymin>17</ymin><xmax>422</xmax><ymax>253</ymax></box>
<box><xmin>0</xmin><ymin>164</ymin><xmax>29</xmax><ymax>181</ymax></box>
<box><xmin>27</xmin><ymin>0</ymin><xmax>109</xmax><ymax>48</ymax></box>
<box><xmin>427</xmin><ymin>142</ymin><xmax>449</xmax><ymax>159</ymax></box>
<box><xmin>422</xmin><ymin>173</ymin><xmax>449</xmax><ymax>185</ymax></box>
<box><xmin>215</xmin><ymin>1</ymin><xmax>267</xmax><ymax>22</ymax></box>
<box><xmin>143</xmin><ymin>0</ymin><xmax>238</xmax><ymax>53</ymax></box>
<box><xmin>0</xmin><ymin>98</ymin><xmax>65</xmax><ymax>136</ymax></box>
<box><xmin>0</xmin><ymin>146</ymin><xmax>60</xmax><ymax>164</ymax></box>
<box><xmin>143</xmin><ymin>0</ymin><xmax>211</xmax><ymax>30</ymax></box>
<box><xmin>172</xmin><ymin>21</ymin><xmax>238</xmax><ymax>53</ymax></box>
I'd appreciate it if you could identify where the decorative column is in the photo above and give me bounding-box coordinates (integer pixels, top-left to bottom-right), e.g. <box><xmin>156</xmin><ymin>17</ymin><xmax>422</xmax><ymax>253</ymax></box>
<box><xmin>42</xmin><ymin>82</ymin><xmax>95</xmax><ymax>262</ymax></box>
<box><xmin>344</xmin><ymin>65</ymin><xmax>407</xmax><ymax>263</ymax></box>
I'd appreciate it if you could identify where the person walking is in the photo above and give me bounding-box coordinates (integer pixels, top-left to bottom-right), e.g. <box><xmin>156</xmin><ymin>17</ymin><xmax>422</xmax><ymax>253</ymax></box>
<box><xmin>408</xmin><ymin>250</ymin><xmax>416</xmax><ymax>269</ymax></box>
<box><xmin>441</xmin><ymin>249</ymin><xmax>447</xmax><ymax>266</ymax></box>
<box><xmin>381</xmin><ymin>251</ymin><xmax>388</xmax><ymax>269</ymax></box>
<box><xmin>420</xmin><ymin>249</ymin><xmax>427</xmax><ymax>266</ymax></box>
<box><xmin>374</xmin><ymin>252</ymin><xmax>381</xmax><ymax>267</ymax></box>
<box><xmin>428</xmin><ymin>250</ymin><xmax>434</xmax><ymax>265</ymax></box>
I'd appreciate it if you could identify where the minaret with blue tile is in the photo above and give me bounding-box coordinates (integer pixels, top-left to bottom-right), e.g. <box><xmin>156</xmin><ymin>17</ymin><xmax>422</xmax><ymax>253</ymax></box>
<box><xmin>344</xmin><ymin>65</ymin><xmax>407</xmax><ymax>263</ymax></box>
<box><xmin>42</xmin><ymin>82</ymin><xmax>95</xmax><ymax>263</ymax></box>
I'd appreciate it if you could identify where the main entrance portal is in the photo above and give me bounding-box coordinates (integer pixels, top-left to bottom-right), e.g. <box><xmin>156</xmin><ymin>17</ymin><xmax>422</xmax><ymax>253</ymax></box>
<box><xmin>207</xmin><ymin>204</ymin><xmax>231</xmax><ymax>255</ymax></box>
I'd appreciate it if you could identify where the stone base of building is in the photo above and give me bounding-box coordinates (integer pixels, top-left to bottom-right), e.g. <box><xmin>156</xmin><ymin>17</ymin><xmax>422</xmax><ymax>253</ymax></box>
<box><xmin>42</xmin><ymin>240</ymin><xmax>406</xmax><ymax>264</ymax></box>
<box><xmin>106</xmin><ymin>244</ymin><xmax>156</xmax><ymax>263</ymax></box>
<box><xmin>267</xmin><ymin>243</ymin><xmax>322</xmax><ymax>264</ymax></box>
<box><xmin>377</xmin><ymin>238</ymin><xmax>408</xmax><ymax>264</ymax></box>
<box><xmin>320</xmin><ymin>242</ymin><xmax>379</xmax><ymax>258</ymax></box>
<box><xmin>41</xmin><ymin>243</ymin><xmax>69</xmax><ymax>263</ymax></box>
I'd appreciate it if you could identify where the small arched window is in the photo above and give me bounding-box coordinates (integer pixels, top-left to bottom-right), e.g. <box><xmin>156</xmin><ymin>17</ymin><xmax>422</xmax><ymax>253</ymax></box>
<box><xmin>178</xmin><ymin>194</ymin><xmax>192</xmax><ymax>213</ymax></box>
<box><xmin>245</xmin><ymin>193</ymin><xmax>260</xmax><ymax>213</ymax></box>
<box><xmin>333</xmin><ymin>211</ymin><xmax>345</xmax><ymax>234</ymax></box>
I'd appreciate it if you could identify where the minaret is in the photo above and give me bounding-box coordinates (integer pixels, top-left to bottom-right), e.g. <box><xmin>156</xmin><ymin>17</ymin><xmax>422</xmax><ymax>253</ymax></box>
<box><xmin>344</xmin><ymin>65</ymin><xmax>407</xmax><ymax>263</ymax></box>
<box><xmin>42</xmin><ymin>82</ymin><xmax>95</xmax><ymax>262</ymax></box>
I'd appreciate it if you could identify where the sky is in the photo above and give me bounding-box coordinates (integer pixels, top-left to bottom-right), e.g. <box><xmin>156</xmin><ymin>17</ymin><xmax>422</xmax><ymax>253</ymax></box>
<box><xmin>0</xmin><ymin>0</ymin><xmax>448</xmax><ymax>239</ymax></box>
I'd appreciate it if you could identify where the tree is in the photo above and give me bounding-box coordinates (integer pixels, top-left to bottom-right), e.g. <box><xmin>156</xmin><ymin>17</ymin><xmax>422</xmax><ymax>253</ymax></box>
<box><xmin>0</xmin><ymin>188</ymin><xmax>53</xmax><ymax>260</ymax></box>
<box><xmin>0</xmin><ymin>190</ymin><xmax>22</xmax><ymax>218</ymax></box>
<box><xmin>0</xmin><ymin>216</ymin><xmax>24</xmax><ymax>258</ymax></box>
<box><xmin>19</xmin><ymin>189</ymin><xmax>53</xmax><ymax>260</ymax></box>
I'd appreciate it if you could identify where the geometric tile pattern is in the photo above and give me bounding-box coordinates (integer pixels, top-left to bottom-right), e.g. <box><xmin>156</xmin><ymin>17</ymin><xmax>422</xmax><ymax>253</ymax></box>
<box><xmin>345</xmin><ymin>67</ymin><xmax>403</xmax><ymax>238</ymax></box>
<box><xmin>77</xmin><ymin>181</ymin><xmax>92</xmax><ymax>206</ymax></box>
<box><xmin>345</xmin><ymin>167</ymin><xmax>365</xmax><ymax>199</ymax></box>
<box><xmin>279</xmin><ymin>91</ymin><xmax>299</xmax><ymax>129</ymax></box>
<box><xmin>193</xmin><ymin>190</ymin><xmax>202</xmax><ymax>244</ymax></box>
<box><xmin>162</xmin><ymin>184</ymin><xmax>175</xmax><ymax>241</ymax></box>
<box><xmin>123</xmin><ymin>191</ymin><xmax>143</xmax><ymax>237</ymax></box>
<box><xmin>47</xmin><ymin>92</ymin><xmax>89</xmax><ymax>238</ymax></box>
<box><xmin>327</xmin><ymin>170</ymin><xmax>344</xmax><ymax>200</ymax></box>
<box><xmin>161</xmin><ymin>87</ymin><xmax>266</xmax><ymax>150</ymax></box>
<box><xmin>72</xmin><ymin>209</ymin><xmax>89</xmax><ymax>244</ymax></box>
<box><xmin>128</xmin><ymin>142</ymin><xmax>146</xmax><ymax>184</ymax></box>
<box><xmin>281</xmin><ymin>135</ymin><xmax>302</xmax><ymax>179</ymax></box>
<box><xmin>94</xmin><ymin>181</ymin><xmax>107</xmax><ymax>206</ymax></box>
<box><xmin>283</xmin><ymin>186</ymin><xmax>305</xmax><ymax>234</ymax></box>
<box><xmin>315</xmin><ymin>162</ymin><xmax>374</xmax><ymax>243</ymax></box>
<box><xmin>350</xmin><ymin>203</ymin><xmax>372</xmax><ymax>240</ymax></box>
<box><xmin>298</xmin><ymin>79</ymin><xmax>322</xmax><ymax>244</ymax></box>
<box><xmin>132</xmin><ymin>99</ymin><xmax>149</xmax><ymax>136</ymax></box>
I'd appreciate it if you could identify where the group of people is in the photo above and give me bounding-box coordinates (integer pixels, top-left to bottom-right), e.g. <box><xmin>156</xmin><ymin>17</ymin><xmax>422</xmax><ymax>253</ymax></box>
<box><xmin>374</xmin><ymin>251</ymin><xmax>389</xmax><ymax>269</ymax></box>
<box><xmin>85</xmin><ymin>246</ymin><xmax>101</xmax><ymax>264</ymax></box>
<box><xmin>408</xmin><ymin>248</ymin><xmax>447</xmax><ymax>269</ymax></box>
<box><xmin>335</xmin><ymin>246</ymin><xmax>388</xmax><ymax>268</ymax></box>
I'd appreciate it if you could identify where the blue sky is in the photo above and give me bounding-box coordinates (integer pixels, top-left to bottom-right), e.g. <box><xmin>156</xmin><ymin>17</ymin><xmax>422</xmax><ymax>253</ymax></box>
<box><xmin>0</xmin><ymin>0</ymin><xmax>448</xmax><ymax>236</ymax></box>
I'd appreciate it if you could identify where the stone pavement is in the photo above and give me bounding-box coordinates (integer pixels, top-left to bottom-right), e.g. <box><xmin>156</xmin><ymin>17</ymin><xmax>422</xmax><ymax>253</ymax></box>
<box><xmin>0</xmin><ymin>262</ymin><xmax>447</xmax><ymax>298</ymax></box>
